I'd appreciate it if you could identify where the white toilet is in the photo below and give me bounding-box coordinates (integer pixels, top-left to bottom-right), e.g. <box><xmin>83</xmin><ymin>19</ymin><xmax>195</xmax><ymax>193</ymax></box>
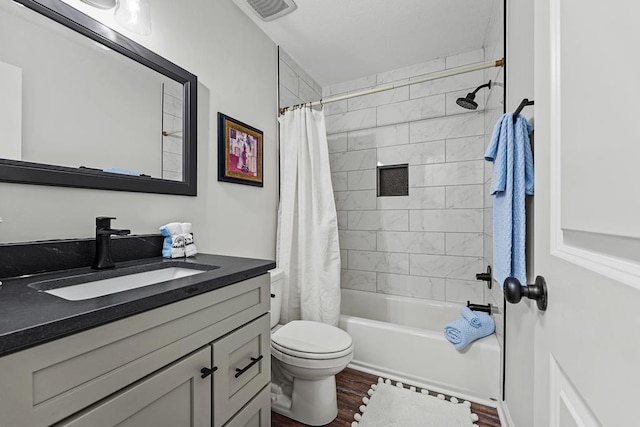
<box><xmin>269</xmin><ymin>268</ymin><xmax>353</xmax><ymax>426</ymax></box>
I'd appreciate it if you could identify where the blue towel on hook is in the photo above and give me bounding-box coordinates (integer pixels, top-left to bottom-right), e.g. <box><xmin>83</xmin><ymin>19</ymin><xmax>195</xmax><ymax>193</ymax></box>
<box><xmin>444</xmin><ymin>309</ymin><xmax>495</xmax><ymax>351</ymax></box>
<box><xmin>484</xmin><ymin>113</ymin><xmax>534</xmax><ymax>287</ymax></box>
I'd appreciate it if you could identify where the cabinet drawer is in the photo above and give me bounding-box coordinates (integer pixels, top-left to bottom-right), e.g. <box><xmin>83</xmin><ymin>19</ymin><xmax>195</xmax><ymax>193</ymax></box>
<box><xmin>213</xmin><ymin>314</ymin><xmax>270</xmax><ymax>427</ymax></box>
<box><xmin>223</xmin><ymin>385</ymin><xmax>270</xmax><ymax>427</ymax></box>
<box><xmin>58</xmin><ymin>347</ymin><xmax>211</xmax><ymax>427</ymax></box>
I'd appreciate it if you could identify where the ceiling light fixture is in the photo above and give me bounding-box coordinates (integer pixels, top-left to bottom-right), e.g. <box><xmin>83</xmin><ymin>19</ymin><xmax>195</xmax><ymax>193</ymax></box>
<box><xmin>80</xmin><ymin>0</ymin><xmax>151</xmax><ymax>35</ymax></box>
<box><xmin>80</xmin><ymin>0</ymin><xmax>116</xmax><ymax>9</ymax></box>
<box><xmin>114</xmin><ymin>0</ymin><xmax>151</xmax><ymax>35</ymax></box>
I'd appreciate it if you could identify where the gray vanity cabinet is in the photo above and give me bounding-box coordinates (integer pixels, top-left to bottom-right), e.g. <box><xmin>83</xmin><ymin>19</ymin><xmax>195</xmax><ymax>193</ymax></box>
<box><xmin>0</xmin><ymin>274</ymin><xmax>271</xmax><ymax>427</ymax></box>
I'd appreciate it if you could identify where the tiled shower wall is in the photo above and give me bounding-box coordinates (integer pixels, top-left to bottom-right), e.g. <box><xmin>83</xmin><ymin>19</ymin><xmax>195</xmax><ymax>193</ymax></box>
<box><xmin>278</xmin><ymin>48</ymin><xmax>322</xmax><ymax>108</ymax></box>
<box><xmin>162</xmin><ymin>82</ymin><xmax>184</xmax><ymax>181</ymax></box>
<box><xmin>324</xmin><ymin>49</ymin><xmax>497</xmax><ymax>304</ymax></box>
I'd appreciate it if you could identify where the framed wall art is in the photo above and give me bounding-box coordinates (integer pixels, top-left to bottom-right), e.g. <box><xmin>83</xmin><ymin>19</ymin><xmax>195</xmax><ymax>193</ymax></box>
<box><xmin>217</xmin><ymin>113</ymin><xmax>263</xmax><ymax>187</ymax></box>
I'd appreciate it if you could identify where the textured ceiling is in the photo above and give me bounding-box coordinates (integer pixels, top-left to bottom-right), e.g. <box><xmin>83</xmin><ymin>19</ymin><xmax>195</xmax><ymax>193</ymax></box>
<box><xmin>233</xmin><ymin>0</ymin><xmax>494</xmax><ymax>86</ymax></box>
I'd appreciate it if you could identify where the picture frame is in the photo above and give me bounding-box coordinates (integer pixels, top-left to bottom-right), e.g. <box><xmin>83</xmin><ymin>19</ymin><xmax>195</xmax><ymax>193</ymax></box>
<box><xmin>217</xmin><ymin>113</ymin><xmax>263</xmax><ymax>187</ymax></box>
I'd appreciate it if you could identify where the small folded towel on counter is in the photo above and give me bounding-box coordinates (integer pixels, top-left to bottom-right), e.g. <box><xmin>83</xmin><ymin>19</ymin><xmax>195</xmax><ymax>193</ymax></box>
<box><xmin>181</xmin><ymin>222</ymin><xmax>198</xmax><ymax>257</ymax></box>
<box><xmin>160</xmin><ymin>222</ymin><xmax>197</xmax><ymax>258</ymax></box>
<box><xmin>160</xmin><ymin>223</ymin><xmax>185</xmax><ymax>258</ymax></box>
<box><xmin>160</xmin><ymin>222</ymin><xmax>183</xmax><ymax>236</ymax></box>
<box><xmin>170</xmin><ymin>234</ymin><xmax>186</xmax><ymax>258</ymax></box>
<box><xmin>444</xmin><ymin>308</ymin><xmax>495</xmax><ymax>351</ymax></box>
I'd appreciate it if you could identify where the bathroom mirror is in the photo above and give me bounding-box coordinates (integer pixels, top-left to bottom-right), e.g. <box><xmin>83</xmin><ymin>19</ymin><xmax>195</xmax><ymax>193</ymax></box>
<box><xmin>0</xmin><ymin>0</ymin><xmax>197</xmax><ymax>195</ymax></box>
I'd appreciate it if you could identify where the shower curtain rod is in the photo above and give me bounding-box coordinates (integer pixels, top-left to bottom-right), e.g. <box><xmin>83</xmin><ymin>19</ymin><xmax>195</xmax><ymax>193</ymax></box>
<box><xmin>279</xmin><ymin>58</ymin><xmax>504</xmax><ymax>115</ymax></box>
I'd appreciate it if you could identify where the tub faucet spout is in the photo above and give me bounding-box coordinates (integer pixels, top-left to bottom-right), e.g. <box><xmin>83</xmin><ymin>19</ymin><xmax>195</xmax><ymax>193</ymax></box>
<box><xmin>92</xmin><ymin>217</ymin><xmax>131</xmax><ymax>270</ymax></box>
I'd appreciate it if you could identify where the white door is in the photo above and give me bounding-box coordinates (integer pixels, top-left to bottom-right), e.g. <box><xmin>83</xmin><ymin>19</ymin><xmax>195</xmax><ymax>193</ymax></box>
<box><xmin>533</xmin><ymin>0</ymin><xmax>640</xmax><ymax>426</ymax></box>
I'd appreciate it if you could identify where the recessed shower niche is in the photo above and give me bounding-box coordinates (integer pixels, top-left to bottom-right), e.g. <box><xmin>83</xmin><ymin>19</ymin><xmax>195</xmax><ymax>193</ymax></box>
<box><xmin>377</xmin><ymin>164</ymin><xmax>409</xmax><ymax>197</ymax></box>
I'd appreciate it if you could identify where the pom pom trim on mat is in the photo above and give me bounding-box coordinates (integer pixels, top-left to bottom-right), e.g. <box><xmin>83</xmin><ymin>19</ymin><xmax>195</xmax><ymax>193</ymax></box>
<box><xmin>350</xmin><ymin>378</ymin><xmax>479</xmax><ymax>427</ymax></box>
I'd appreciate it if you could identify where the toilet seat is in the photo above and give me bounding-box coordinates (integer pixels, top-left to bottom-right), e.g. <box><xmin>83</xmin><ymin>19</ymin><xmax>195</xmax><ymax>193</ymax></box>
<box><xmin>271</xmin><ymin>320</ymin><xmax>353</xmax><ymax>360</ymax></box>
<box><xmin>271</xmin><ymin>341</ymin><xmax>353</xmax><ymax>360</ymax></box>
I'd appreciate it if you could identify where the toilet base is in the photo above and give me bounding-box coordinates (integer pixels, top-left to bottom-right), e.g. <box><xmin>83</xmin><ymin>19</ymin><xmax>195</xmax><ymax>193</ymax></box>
<box><xmin>271</xmin><ymin>376</ymin><xmax>338</xmax><ymax>426</ymax></box>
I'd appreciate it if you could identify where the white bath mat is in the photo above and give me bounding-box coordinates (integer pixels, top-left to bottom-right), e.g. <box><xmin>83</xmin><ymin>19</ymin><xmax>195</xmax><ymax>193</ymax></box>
<box><xmin>352</xmin><ymin>378</ymin><xmax>479</xmax><ymax>427</ymax></box>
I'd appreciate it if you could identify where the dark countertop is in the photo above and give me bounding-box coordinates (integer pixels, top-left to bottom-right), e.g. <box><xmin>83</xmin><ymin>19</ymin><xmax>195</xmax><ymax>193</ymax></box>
<box><xmin>0</xmin><ymin>254</ymin><xmax>275</xmax><ymax>357</ymax></box>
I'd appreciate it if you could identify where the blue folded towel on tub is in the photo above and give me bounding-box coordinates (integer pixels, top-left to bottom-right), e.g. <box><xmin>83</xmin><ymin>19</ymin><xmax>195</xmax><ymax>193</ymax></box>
<box><xmin>444</xmin><ymin>308</ymin><xmax>495</xmax><ymax>351</ymax></box>
<box><xmin>460</xmin><ymin>306</ymin><xmax>482</xmax><ymax>328</ymax></box>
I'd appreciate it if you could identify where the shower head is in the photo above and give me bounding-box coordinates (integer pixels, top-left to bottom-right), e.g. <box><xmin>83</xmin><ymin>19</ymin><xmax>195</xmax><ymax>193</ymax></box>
<box><xmin>456</xmin><ymin>80</ymin><xmax>492</xmax><ymax>110</ymax></box>
<box><xmin>456</xmin><ymin>96</ymin><xmax>479</xmax><ymax>110</ymax></box>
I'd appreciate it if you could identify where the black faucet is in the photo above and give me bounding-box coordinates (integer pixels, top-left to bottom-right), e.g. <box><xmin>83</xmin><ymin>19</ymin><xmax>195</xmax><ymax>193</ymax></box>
<box><xmin>92</xmin><ymin>217</ymin><xmax>131</xmax><ymax>270</ymax></box>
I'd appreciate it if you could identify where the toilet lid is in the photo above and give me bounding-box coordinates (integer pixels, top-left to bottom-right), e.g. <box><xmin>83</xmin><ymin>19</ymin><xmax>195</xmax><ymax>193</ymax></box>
<box><xmin>271</xmin><ymin>320</ymin><xmax>353</xmax><ymax>358</ymax></box>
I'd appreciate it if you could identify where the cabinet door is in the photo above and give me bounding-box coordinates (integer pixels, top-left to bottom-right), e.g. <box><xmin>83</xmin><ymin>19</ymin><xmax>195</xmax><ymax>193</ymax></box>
<box><xmin>223</xmin><ymin>385</ymin><xmax>270</xmax><ymax>427</ymax></box>
<box><xmin>58</xmin><ymin>347</ymin><xmax>211</xmax><ymax>427</ymax></box>
<box><xmin>213</xmin><ymin>314</ymin><xmax>270</xmax><ymax>427</ymax></box>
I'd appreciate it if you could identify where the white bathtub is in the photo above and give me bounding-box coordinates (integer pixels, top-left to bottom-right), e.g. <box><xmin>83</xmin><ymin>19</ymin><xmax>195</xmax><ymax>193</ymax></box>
<box><xmin>339</xmin><ymin>289</ymin><xmax>500</xmax><ymax>400</ymax></box>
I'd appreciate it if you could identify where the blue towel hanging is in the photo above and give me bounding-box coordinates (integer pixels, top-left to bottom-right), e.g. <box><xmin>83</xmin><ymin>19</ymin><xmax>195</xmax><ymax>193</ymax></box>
<box><xmin>485</xmin><ymin>113</ymin><xmax>534</xmax><ymax>287</ymax></box>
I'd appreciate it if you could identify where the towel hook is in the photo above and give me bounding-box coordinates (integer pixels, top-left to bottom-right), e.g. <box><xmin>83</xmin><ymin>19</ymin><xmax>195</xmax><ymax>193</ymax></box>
<box><xmin>503</xmin><ymin>276</ymin><xmax>548</xmax><ymax>311</ymax></box>
<box><xmin>513</xmin><ymin>98</ymin><xmax>535</xmax><ymax>124</ymax></box>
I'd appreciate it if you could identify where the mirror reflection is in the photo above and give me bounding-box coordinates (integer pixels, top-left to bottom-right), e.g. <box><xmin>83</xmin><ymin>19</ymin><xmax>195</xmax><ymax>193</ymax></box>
<box><xmin>0</xmin><ymin>0</ymin><xmax>184</xmax><ymax>181</ymax></box>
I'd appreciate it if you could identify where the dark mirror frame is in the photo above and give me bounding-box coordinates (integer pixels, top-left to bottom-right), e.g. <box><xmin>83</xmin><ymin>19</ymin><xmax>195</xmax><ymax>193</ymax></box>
<box><xmin>0</xmin><ymin>0</ymin><xmax>197</xmax><ymax>196</ymax></box>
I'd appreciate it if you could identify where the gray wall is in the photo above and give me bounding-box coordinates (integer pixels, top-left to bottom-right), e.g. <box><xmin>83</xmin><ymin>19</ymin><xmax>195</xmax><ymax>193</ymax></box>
<box><xmin>0</xmin><ymin>0</ymin><xmax>279</xmax><ymax>261</ymax></box>
<box><xmin>323</xmin><ymin>49</ymin><xmax>498</xmax><ymax>305</ymax></box>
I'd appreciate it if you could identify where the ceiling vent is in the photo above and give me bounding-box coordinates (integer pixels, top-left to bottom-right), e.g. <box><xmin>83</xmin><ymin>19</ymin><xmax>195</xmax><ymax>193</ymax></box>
<box><xmin>243</xmin><ymin>0</ymin><xmax>297</xmax><ymax>21</ymax></box>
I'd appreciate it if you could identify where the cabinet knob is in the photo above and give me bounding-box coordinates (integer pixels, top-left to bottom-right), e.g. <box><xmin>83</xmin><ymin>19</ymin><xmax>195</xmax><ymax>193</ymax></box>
<box><xmin>200</xmin><ymin>366</ymin><xmax>218</xmax><ymax>379</ymax></box>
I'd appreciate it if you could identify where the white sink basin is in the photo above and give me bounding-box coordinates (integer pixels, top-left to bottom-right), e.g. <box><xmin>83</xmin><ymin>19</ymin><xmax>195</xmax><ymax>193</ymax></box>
<box><xmin>44</xmin><ymin>267</ymin><xmax>207</xmax><ymax>301</ymax></box>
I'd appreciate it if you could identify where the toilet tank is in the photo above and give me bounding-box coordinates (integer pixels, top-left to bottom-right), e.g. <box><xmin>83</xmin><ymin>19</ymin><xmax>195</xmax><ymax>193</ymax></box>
<box><xmin>269</xmin><ymin>268</ymin><xmax>284</xmax><ymax>328</ymax></box>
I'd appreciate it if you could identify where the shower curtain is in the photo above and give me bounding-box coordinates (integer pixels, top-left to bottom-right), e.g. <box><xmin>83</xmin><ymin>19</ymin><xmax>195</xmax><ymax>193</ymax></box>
<box><xmin>276</xmin><ymin>108</ymin><xmax>341</xmax><ymax>326</ymax></box>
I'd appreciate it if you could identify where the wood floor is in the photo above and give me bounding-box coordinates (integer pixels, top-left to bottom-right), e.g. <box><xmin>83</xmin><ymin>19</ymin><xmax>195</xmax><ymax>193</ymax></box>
<box><xmin>271</xmin><ymin>368</ymin><xmax>501</xmax><ymax>426</ymax></box>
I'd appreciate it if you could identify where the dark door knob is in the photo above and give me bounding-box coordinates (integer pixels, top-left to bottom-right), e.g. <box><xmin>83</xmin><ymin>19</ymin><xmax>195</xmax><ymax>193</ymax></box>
<box><xmin>503</xmin><ymin>276</ymin><xmax>548</xmax><ymax>311</ymax></box>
